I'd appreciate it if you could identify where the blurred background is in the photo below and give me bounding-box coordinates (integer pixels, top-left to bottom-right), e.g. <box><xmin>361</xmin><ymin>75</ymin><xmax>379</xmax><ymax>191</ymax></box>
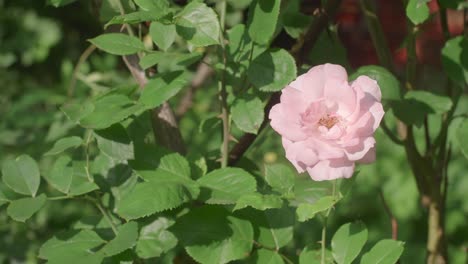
<box><xmin>0</xmin><ymin>0</ymin><xmax>466</xmax><ymax>263</ymax></box>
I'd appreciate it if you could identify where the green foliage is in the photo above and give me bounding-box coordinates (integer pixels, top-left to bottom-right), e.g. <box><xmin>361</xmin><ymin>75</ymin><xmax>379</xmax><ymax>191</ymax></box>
<box><xmin>247</xmin><ymin>0</ymin><xmax>281</xmax><ymax>44</ymax></box>
<box><xmin>175</xmin><ymin>2</ymin><xmax>221</xmax><ymax>47</ymax></box>
<box><xmin>361</xmin><ymin>239</ymin><xmax>405</xmax><ymax>264</ymax></box>
<box><xmin>406</xmin><ymin>0</ymin><xmax>430</xmax><ymax>25</ymax></box>
<box><xmin>231</xmin><ymin>95</ymin><xmax>264</xmax><ymax>134</ymax></box>
<box><xmin>441</xmin><ymin>36</ymin><xmax>468</xmax><ymax>86</ymax></box>
<box><xmin>44</xmin><ymin>136</ymin><xmax>83</xmax><ymax>156</ymax></box>
<box><xmin>393</xmin><ymin>91</ymin><xmax>453</xmax><ymax>127</ymax></box>
<box><xmin>456</xmin><ymin>119</ymin><xmax>468</xmax><ymax>159</ymax></box>
<box><xmin>1</xmin><ymin>155</ymin><xmax>40</xmax><ymax>197</ymax></box>
<box><xmin>197</xmin><ymin>167</ymin><xmax>257</xmax><ymax>204</ymax></box>
<box><xmin>7</xmin><ymin>194</ymin><xmax>47</xmax><ymax>222</ymax></box>
<box><xmin>139</xmin><ymin>71</ymin><xmax>190</xmax><ymax>110</ymax></box>
<box><xmin>1</xmin><ymin>0</ymin><xmax>466</xmax><ymax>263</ymax></box>
<box><xmin>100</xmin><ymin>222</ymin><xmax>138</xmax><ymax>256</ymax></box>
<box><xmin>150</xmin><ymin>21</ymin><xmax>176</xmax><ymax>51</ymax></box>
<box><xmin>247</xmin><ymin>48</ymin><xmax>297</xmax><ymax>92</ymax></box>
<box><xmin>89</xmin><ymin>33</ymin><xmax>145</xmax><ymax>55</ymax></box>
<box><xmin>331</xmin><ymin>221</ymin><xmax>368</xmax><ymax>264</ymax></box>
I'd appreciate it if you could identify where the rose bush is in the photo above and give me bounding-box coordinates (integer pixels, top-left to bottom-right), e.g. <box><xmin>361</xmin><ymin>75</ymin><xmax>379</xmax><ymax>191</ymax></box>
<box><xmin>269</xmin><ymin>64</ymin><xmax>384</xmax><ymax>181</ymax></box>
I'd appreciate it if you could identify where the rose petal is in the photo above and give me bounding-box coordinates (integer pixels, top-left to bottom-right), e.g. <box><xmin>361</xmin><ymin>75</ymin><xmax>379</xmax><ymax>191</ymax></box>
<box><xmin>269</xmin><ymin>105</ymin><xmax>308</xmax><ymax>141</ymax></box>
<box><xmin>324</xmin><ymin>79</ymin><xmax>356</xmax><ymax>117</ymax></box>
<box><xmin>345</xmin><ymin>136</ymin><xmax>376</xmax><ymax>161</ymax></box>
<box><xmin>306</xmin><ymin>138</ymin><xmax>345</xmax><ymax>160</ymax></box>
<box><xmin>306</xmin><ymin>158</ymin><xmax>355</xmax><ymax>181</ymax></box>
<box><xmin>352</xmin><ymin>76</ymin><xmax>382</xmax><ymax>101</ymax></box>
<box><xmin>282</xmin><ymin>139</ymin><xmax>319</xmax><ymax>173</ymax></box>
<box><xmin>280</xmin><ymin>86</ymin><xmax>309</xmax><ymax>117</ymax></box>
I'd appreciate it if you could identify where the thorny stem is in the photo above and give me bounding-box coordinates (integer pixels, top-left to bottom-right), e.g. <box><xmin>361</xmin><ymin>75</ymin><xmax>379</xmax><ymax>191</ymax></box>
<box><xmin>68</xmin><ymin>44</ymin><xmax>96</xmax><ymax>97</ymax></box>
<box><xmin>84</xmin><ymin>130</ymin><xmax>94</xmax><ymax>183</ymax></box>
<box><xmin>321</xmin><ymin>180</ymin><xmax>337</xmax><ymax>264</ymax></box>
<box><xmin>218</xmin><ymin>0</ymin><xmax>230</xmax><ymax>168</ymax></box>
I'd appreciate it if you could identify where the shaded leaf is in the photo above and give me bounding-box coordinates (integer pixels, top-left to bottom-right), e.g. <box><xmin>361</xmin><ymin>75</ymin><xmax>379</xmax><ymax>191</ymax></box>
<box><xmin>247</xmin><ymin>0</ymin><xmax>281</xmax><ymax>44</ymax></box>
<box><xmin>44</xmin><ymin>155</ymin><xmax>73</xmax><ymax>194</ymax></box>
<box><xmin>44</xmin><ymin>136</ymin><xmax>82</xmax><ymax>156</ymax></box>
<box><xmin>197</xmin><ymin>167</ymin><xmax>257</xmax><ymax>204</ymax></box>
<box><xmin>247</xmin><ymin>49</ymin><xmax>297</xmax><ymax>92</ymax></box>
<box><xmin>101</xmin><ymin>222</ymin><xmax>138</xmax><ymax>256</ymax></box>
<box><xmin>136</xmin><ymin>217</ymin><xmax>178</xmax><ymax>259</ymax></box>
<box><xmin>234</xmin><ymin>193</ymin><xmax>283</xmax><ymax>211</ymax></box>
<box><xmin>297</xmin><ymin>196</ymin><xmax>339</xmax><ymax>222</ymax></box>
<box><xmin>139</xmin><ymin>71</ymin><xmax>189</xmax><ymax>110</ymax></box>
<box><xmin>175</xmin><ymin>2</ymin><xmax>220</xmax><ymax>47</ymax></box>
<box><xmin>150</xmin><ymin>21</ymin><xmax>176</xmax><ymax>51</ymax></box>
<box><xmin>441</xmin><ymin>36</ymin><xmax>468</xmax><ymax>86</ymax></box>
<box><xmin>231</xmin><ymin>95</ymin><xmax>264</xmax><ymax>134</ymax></box>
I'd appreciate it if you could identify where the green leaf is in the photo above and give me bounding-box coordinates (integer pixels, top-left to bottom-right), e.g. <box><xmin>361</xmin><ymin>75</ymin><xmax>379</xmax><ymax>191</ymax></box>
<box><xmin>361</xmin><ymin>239</ymin><xmax>405</xmax><ymax>264</ymax></box>
<box><xmin>240</xmin><ymin>206</ymin><xmax>294</xmax><ymax>249</ymax></box>
<box><xmin>95</xmin><ymin>124</ymin><xmax>134</xmax><ymax>161</ymax></box>
<box><xmin>60</xmin><ymin>101</ymin><xmax>94</xmax><ymax>123</ymax></box>
<box><xmin>136</xmin><ymin>217</ymin><xmax>178</xmax><ymax>259</ymax></box>
<box><xmin>47</xmin><ymin>0</ymin><xmax>77</xmax><ymax>7</ymax></box>
<box><xmin>264</xmin><ymin>163</ymin><xmax>295</xmax><ymax>195</ymax></box>
<box><xmin>349</xmin><ymin>65</ymin><xmax>401</xmax><ymax>101</ymax></box>
<box><xmin>68</xmin><ymin>162</ymin><xmax>99</xmax><ymax>196</ymax></box>
<box><xmin>231</xmin><ymin>95</ymin><xmax>264</xmax><ymax>134</ymax></box>
<box><xmin>247</xmin><ymin>49</ymin><xmax>297</xmax><ymax>92</ymax></box>
<box><xmin>101</xmin><ymin>222</ymin><xmax>138</xmax><ymax>256</ymax></box>
<box><xmin>134</xmin><ymin>0</ymin><xmax>169</xmax><ymax>13</ymax></box>
<box><xmin>393</xmin><ymin>91</ymin><xmax>453</xmax><ymax>127</ymax></box>
<box><xmin>297</xmin><ymin>196</ymin><xmax>339</xmax><ymax>222</ymax></box>
<box><xmin>282</xmin><ymin>0</ymin><xmax>311</xmax><ymax>39</ymax></box>
<box><xmin>175</xmin><ymin>2</ymin><xmax>220</xmax><ymax>47</ymax></box>
<box><xmin>150</xmin><ymin>21</ymin><xmax>176</xmax><ymax>51</ymax></box>
<box><xmin>139</xmin><ymin>51</ymin><xmax>203</xmax><ymax>70</ymax></box>
<box><xmin>308</xmin><ymin>29</ymin><xmax>349</xmax><ymax>67</ymax></box>
<box><xmin>116</xmin><ymin>169</ymin><xmax>199</xmax><ymax>219</ymax></box>
<box><xmin>441</xmin><ymin>36</ymin><xmax>468</xmax><ymax>86</ymax></box>
<box><xmin>197</xmin><ymin>167</ymin><xmax>257</xmax><ymax>204</ymax></box>
<box><xmin>79</xmin><ymin>94</ymin><xmax>144</xmax><ymax>130</ymax></box>
<box><xmin>39</xmin><ymin>229</ymin><xmax>105</xmax><ymax>263</ymax></box>
<box><xmin>139</xmin><ymin>71</ymin><xmax>189</xmax><ymax>110</ymax></box>
<box><xmin>291</xmin><ymin>178</ymin><xmax>334</xmax><ymax>206</ymax></box>
<box><xmin>1</xmin><ymin>155</ymin><xmax>41</xmax><ymax>197</ymax></box>
<box><xmin>299</xmin><ymin>247</ymin><xmax>333</xmax><ymax>264</ymax></box>
<box><xmin>247</xmin><ymin>0</ymin><xmax>281</xmax><ymax>44</ymax></box>
<box><xmin>44</xmin><ymin>155</ymin><xmax>73</xmax><ymax>194</ymax></box>
<box><xmin>331</xmin><ymin>221</ymin><xmax>368</xmax><ymax>264</ymax></box>
<box><xmin>7</xmin><ymin>194</ymin><xmax>47</xmax><ymax>222</ymax></box>
<box><xmin>105</xmin><ymin>11</ymin><xmax>160</xmax><ymax>28</ymax></box>
<box><xmin>405</xmin><ymin>91</ymin><xmax>453</xmax><ymax>113</ymax></box>
<box><xmin>253</xmin><ymin>249</ymin><xmax>284</xmax><ymax>263</ymax></box>
<box><xmin>234</xmin><ymin>193</ymin><xmax>283</xmax><ymax>211</ymax></box>
<box><xmin>172</xmin><ymin>206</ymin><xmax>253</xmax><ymax>264</ymax></box>
<box><xmin>456</xmin><ymin>119</ymin><xmax>468</xmax><ymax>160</ymax></box>
<box><xmin>89</xmin><ymin>33</ymin><xmax>145</xmax><ymax>55</ymax></box>
<box><xmin>406</xmin><ymin>0</ymin><xmax>430</xmax><ymax>25</ymax></box>
<box><xmin>44</xmin><ymin>136</ymin><xmax>82</xmax><ymax>156</ymax></box>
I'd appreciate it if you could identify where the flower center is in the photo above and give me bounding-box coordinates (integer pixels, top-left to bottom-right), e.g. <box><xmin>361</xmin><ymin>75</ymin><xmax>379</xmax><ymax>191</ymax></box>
<box><xmin>318</xmin><ymin>114</ymin><xmax>339</xmax><ymax>129</ymax></box>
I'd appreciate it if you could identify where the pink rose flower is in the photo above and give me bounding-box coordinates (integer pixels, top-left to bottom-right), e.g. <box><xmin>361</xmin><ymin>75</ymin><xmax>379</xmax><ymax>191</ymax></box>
<box><xmin>269</xmin><ymin>64</ymin><xmax>385</xmax><ymax>181</ymax></box>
